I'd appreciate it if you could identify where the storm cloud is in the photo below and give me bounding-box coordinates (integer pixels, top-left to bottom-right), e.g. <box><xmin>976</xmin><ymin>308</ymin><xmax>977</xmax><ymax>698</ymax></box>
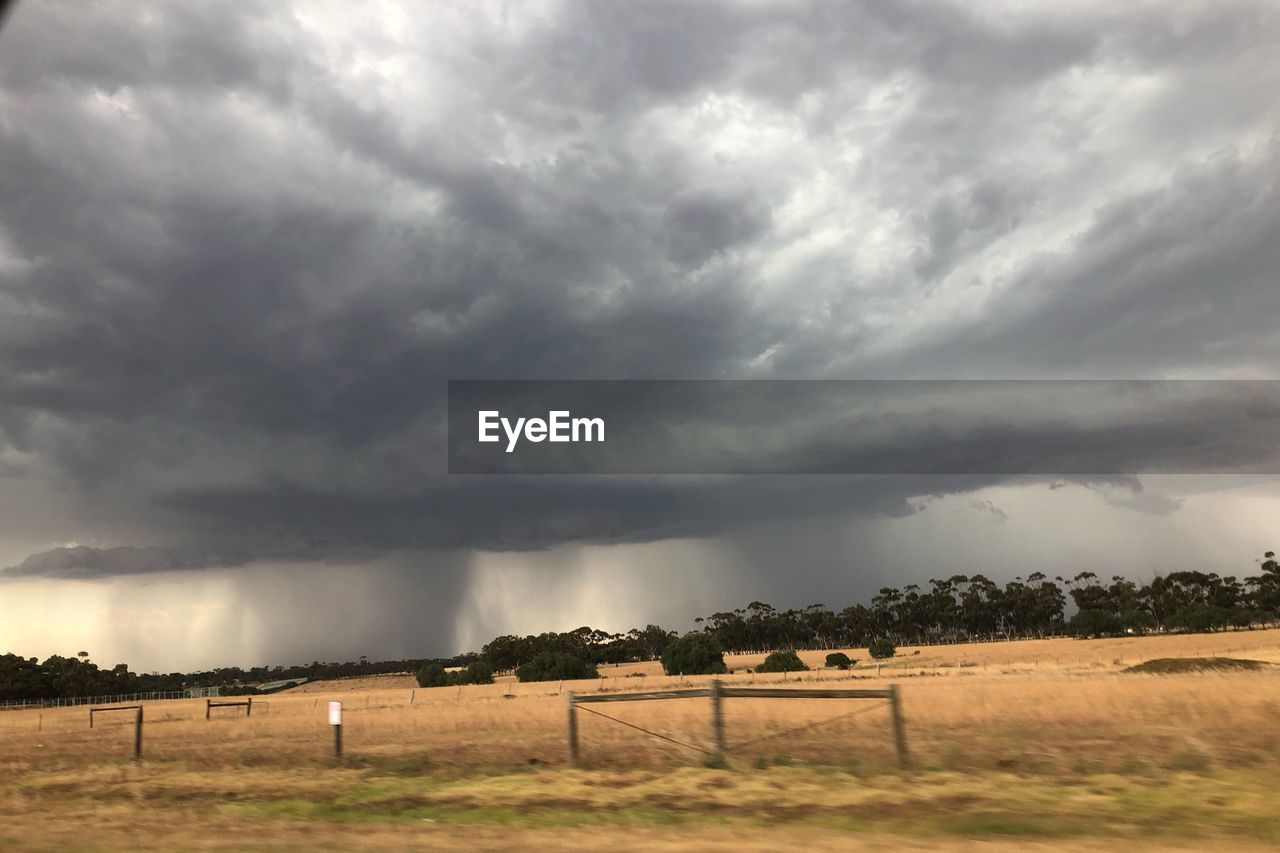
<box><xmin>1</xmin><ymin>1</ymin><xmax>1278</xmax><ymax>666</ymax></box>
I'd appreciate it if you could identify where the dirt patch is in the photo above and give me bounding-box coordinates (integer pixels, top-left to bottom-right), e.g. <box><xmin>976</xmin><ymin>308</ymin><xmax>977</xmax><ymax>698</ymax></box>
<box><xmin>1123</xmin><ymin>657</ymin><xmax>1271</xmax><ymax>674</ymax></box>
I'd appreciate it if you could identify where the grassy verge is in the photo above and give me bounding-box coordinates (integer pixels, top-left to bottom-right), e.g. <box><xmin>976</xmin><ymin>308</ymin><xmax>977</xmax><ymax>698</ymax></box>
<box><xmin>3</xmin><ymin>762</ymin><xmax>1277</xmax><ymax>849</ymax></box>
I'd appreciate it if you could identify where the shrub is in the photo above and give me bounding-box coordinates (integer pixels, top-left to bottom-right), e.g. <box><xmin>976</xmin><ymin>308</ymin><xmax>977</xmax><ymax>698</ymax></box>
<box><xmin>661</xmin><ymin>633</ymin><xmax>728</xmax><ymax>676</ymax></box>
<box><xmin>415</xmin><ymin>662</ymin><xmax>449</xmax><ymax>688</ymax></box>
<box><xmin>868</xmin><ymin>638</ymin><xmax>896</xmax><ymax>660</ymax></box>
<box><xmin>515</xmin><ymin>651</ymin><xmax>599</xmax><ymax>683</ymax></box>
<box><xmin>755</xmin><ymin>650</ymin><xmax>809</xmax><ymax>673</ymax></box>
<box><xmin>825</xmin><ymin>652</ymin><xmax>853</xmax><ymax>670</ymax></box>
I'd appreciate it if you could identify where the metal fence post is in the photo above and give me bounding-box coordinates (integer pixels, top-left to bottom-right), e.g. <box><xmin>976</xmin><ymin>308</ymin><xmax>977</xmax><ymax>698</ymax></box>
<box><xmin>566</xmin><ymin>690</ymin><xmax>579</xmax><ymax>766</ymax></box>
<box><xmin>888</xmin><ymin>684</ymin><xmax>908</xmax><ymax>769</ymax></box>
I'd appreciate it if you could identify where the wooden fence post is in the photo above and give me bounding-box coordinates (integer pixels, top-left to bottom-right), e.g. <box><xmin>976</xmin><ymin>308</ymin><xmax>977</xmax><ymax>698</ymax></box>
<box><xmin>566</xmin><ymin>690</ymin><xmax>579</xmax><ymax>767</ymax></box>
<box><xmin>888</xmin><ymin>684</ymin><xmax>908</xmax><ymax>769</ymax></box>
<box><xmin>206</xmin><ymin>699</ymin><xmax>211</xmax><ymax>720</ymax></box>
<box><xmin>247</xmin><ymin>696</ymin><xmax>252</xmax><ymax>717</ymax></box>
<box><xmin>134</xmin><ymin>707</ymin><xmax>143</xmax><ymax>759</ymax></box>
<box><xmin>709</xmin><ymin>678</ymin><xmax>725</xmax><ymax>765</ymax></box>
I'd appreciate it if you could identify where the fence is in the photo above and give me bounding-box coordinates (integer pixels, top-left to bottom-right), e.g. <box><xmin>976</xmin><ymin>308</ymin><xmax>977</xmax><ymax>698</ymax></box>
<box><xmin>206</xmin><ymin>697</ymin><xmax>253</xmax><ymax>718</ymax></box>
<box><xmin>0</xmin><ymin>687</ymin><xmax>221</xmax><ymax>712</ymax></box>
<box><xmin>88</xmin><ymin>705</ymin><xmax>144</xmax><ymax>759</ymax></box>
<box><xmin>566</xmin><ymin>680</ymin><xmax>907</xmax><ymax>767</ymax></box>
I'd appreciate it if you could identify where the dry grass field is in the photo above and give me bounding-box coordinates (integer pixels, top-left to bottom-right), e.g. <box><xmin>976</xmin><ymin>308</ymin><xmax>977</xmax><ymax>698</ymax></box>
<box><xmin>3</xmin><ymin>630</ymin><xmax>1279</xmax><ymax>850</ymax></box>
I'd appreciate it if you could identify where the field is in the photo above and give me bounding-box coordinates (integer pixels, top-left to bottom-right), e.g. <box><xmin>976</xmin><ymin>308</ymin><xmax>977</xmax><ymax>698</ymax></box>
<box><xmin>3</xmin><ymin>630</ymin><xmax>1279</xmax><ymax>850</ymax></box>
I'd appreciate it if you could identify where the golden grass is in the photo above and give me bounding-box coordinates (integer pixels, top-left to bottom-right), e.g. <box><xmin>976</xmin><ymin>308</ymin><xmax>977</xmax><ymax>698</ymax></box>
<box><xmin>2</xmin><ymin>630</ymin><xmax>1279</xmax><ymax>849</ymax></box>
<box><xmin>3</xmin><ymin>629</ymin><xmax>1278</xmax><ymax>773</ymax></box>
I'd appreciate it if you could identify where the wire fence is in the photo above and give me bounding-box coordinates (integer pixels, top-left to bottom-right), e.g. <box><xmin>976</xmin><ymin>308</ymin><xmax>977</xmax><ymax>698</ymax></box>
<box><xmin>566</xmin><ymin>681</ymin><xmax>908</xmax><ymax>767</ymax></box>
<box><xmin>0</xmin><ymin>688</ymin><xmax>221</xmax><ymax>712</ymax></box>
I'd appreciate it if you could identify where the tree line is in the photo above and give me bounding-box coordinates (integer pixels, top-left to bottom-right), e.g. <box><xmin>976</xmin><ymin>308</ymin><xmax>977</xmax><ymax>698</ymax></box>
<box><xmin>5</xmin><ymin>552</ymin><xmax>1277</xmax><ymax>699</ymax></box>
<box><xmin>479</xmin><ymin>553</ymin><xmax>1280</xmax><ymax>673</ymax></box>
<box><xmin>0</xmin><ymin>651</ymin><xmax>478</xmax><ymax>703</ymax></box>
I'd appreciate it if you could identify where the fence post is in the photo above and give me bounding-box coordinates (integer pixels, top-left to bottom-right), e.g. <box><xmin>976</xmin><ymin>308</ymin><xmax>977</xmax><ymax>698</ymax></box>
<box><xmin>566</xmin><ymin>690</ymin><xmax>579</xmax><ymax>767</ymax></box>
<box><xmin>134</xmin><ymin>707</ymin><xmax>143</xmax><ymax>759</ymax></box>
<box><xmin>709</xmin><ymin>678</ymin><xmax>725</xmax><ymax>765</ymax></box>
<box><xmin>329</xmin><ymin>701</ymin><xmax>343</xmax><ymax>762</ymax></box>
<box><xmin>247</xmin><ymin>696</ymin><xmax>252</xmax><ymax>717</ymax></box>
<box><xmin>206</xmin><ymin>699</ymin><xmax>211</xmax><ymax>720</ymax></box>
<box><xmin>888</xmin><ymin>684</ymin><xmax>908</xmax><ymax>769</ymax></box>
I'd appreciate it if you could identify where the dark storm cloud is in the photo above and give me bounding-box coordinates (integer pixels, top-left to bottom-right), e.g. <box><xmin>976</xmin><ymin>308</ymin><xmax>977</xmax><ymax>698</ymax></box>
<box><xmin>0</xmin><ymin>0</ymin><xmax>1278</xmax><ymax>583</ymax></box>
<box><xmin>876</xmin><ymin>145</ymin><xmax>1280</xmax><ymax>377</ymax></box>
<box><xmin>3</xmin><ymin>545</ymin><xmax>257</xmax><ymax>579</ymax></box>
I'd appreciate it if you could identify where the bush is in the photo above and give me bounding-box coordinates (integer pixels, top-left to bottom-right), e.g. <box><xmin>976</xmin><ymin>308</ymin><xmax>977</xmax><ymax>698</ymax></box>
<box><xmin>868</xmin><ymin>638</ymin><xmax>896</xmax><ymax>660</ymax></box>
<box><xmin>516</xmin><ymin>651</ymin><xmax>599</xmax><ymax>683</ymax></box>
<box><xmin>825</xmin><ymin>652</ymin><xmax>853</xmax><ymax>670</ymax></box>
<box><xmin>415</xmin><ymin>662</ymin><xmax>449</xmax><ymax>688</ymax></box>
<box><xmin>661</xmin><ymin>633</ymin><xmax>728</xmax><ymax>676</ymax></box>
<box><xmin>755</xmin><ymin>650</ymin><xmax>809</xmax><ymax>673</ymax></box>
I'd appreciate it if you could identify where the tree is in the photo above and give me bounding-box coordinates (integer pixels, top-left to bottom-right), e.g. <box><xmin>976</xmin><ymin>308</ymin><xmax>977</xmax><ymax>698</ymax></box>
<box><xmin>628</xmin><ymin>625</ymin><xmax>675</xmax><ymax>661</ymax></box>
<box><xmin>660</xmin><ymin>633</ymin><xmax>727</xmax><ymax>676</ymax></box>
<box><xmin>1166</xmin><ymin>603</ymin><xmax>1231</xmax><ymax>633</ymax></box>
<box><xmin>516</xmin><ymin>652</ymin><xmax>599</xmax><ymax>683</ymax></box>
<box><xmin>755</xmin><ymin>650</ymin><xmax>809</xmax><ymax>673</ymax></box>
<box><xmin>1068</xmin><ymin>609</ymin><xmax>1122</xmax><ymax>638</ymax></box>
<box><xmin>824</xmin><ymin>652</ymin><xmax>853</xmax><ymax>670</ymax></box>
<box><xmin>868</xmin><ymin>638</ymin><xmax>896</xmax><ymax>660</ymax></box>
<box><xmin>480</xmin><ymin>635</ymin><xmax>527</xmax><ymax>673</ymax></box>
<box><xmin>453</xmin><ymin>660</ymin><xmax>495</xmax><ymax>685</ymax></box>
<box><xmin>415</xmin><ymin>663</ymin><xmax>449</xmax><ymax>688</ymax></box>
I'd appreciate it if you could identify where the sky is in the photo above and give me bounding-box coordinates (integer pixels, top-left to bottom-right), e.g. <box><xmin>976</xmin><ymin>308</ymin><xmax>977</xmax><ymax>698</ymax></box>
<box><xmin>1</xmin><ymin>0</ymin><xmax>1278</xmax><ymax>671</ymax></box>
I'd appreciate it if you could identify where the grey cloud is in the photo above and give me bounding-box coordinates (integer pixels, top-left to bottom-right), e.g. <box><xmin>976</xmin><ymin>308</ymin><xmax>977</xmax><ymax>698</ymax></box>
<box><xmin>3</xmin><ymin>545</ymin><xmax>258</xmax><ymax>580</ymax></box>
<box><xmin>969</xmin><ymin>499</ymin><xmax>1008</xmax><ymax>523</ymax></box>
<box><xmin>0</xmin><ymin>0</ymin><xmax>1277</xmax><ymax>654</ymax></box>
<box><xmin>880</xmin><ymin>143</ymin><xmax>1280</xmax><ymax>377</ymax></box>
<box><xmin>664</xmin><ymin>189</ymin><xmax>769</xmax><ymax>269</ymax></box>
<box><xmin>158</xmin><ymin>476</ymin><xmax>1007</xmax><ymax>556</ymax></box>
<box><xmin>1082</xmin><ymin>480</ymin><xmax>1184</xmax><ymax>517</ymax></box>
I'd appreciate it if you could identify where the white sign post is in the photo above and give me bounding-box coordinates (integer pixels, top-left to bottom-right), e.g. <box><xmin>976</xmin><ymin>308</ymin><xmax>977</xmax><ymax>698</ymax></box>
<box><xmin>328</xmin><ymin>701</ymin><xmax>342</xmax><ymax>760</ymax></box>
